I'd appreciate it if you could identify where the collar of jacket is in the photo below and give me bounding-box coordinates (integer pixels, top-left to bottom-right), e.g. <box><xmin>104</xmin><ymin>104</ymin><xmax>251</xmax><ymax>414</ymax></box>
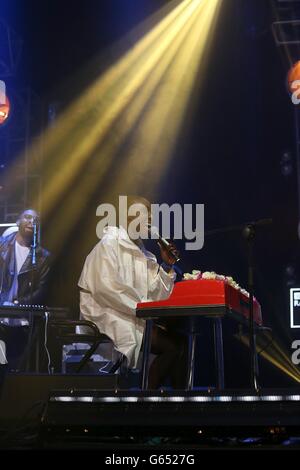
<box><xmin>103</xmin><ymin>225</ymin><xmax>156</xmax><ymax>261</ymax></box>
<box><xmin>0</xmin><ymin>232</ymin><xmax>43</xmax><ymax>273</ymax></box>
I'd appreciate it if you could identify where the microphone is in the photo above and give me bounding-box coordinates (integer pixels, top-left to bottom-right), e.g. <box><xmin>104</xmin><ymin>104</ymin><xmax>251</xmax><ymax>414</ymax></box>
<box><xmin>147</xmin><ymin>224</ymin><xmax>180</xmax><ymax>263</ymax></box>
<box><xmin>31</xmin><ymin>219</ymin><xmax>39</xmax><ymax>266</ymax></box>
<box><xmin>32</xmin><ymin>216</ymin><xmax>40</xmax><ymax>225</ymax></box>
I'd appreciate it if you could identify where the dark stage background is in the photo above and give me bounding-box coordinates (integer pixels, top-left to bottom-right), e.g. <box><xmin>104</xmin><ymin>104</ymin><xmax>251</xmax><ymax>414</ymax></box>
<box><xmin>1</xmin><ymin>0</ymin><xmax>299</xmax><ymax>387</ymax></box>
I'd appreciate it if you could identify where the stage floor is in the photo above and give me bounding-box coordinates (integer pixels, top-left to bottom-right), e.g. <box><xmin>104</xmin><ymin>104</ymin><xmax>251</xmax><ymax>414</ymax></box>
<box><xmin>2</xmin><ymin>379</ymin><xmax>300</xmax><ymax>449</ymax></box>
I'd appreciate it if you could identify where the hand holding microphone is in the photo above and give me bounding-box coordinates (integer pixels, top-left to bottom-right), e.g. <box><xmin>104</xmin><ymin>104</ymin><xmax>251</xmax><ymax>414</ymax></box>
<box><xmin>148</xmin><ymin>224</ymin><xmax>180</xmax><ymax>264</ymax></box>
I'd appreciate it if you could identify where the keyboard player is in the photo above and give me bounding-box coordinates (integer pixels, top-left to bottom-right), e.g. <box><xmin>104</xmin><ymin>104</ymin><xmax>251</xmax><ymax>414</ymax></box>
<box><xmin>79</xmin><ymin>196</ymin><xmax>187</xmax><ymax>389</ymax></box>
<box><xmin>0</xmin><ymin>209</ymin><xmax>51</xmax><ymax>372</ymax></box>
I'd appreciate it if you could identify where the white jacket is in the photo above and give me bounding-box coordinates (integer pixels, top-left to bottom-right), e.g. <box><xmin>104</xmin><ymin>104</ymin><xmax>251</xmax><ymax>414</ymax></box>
<box><xmin>78</xmin><ymin>226</ymin><xmax>176</xmax><ymax>368</ymax></box>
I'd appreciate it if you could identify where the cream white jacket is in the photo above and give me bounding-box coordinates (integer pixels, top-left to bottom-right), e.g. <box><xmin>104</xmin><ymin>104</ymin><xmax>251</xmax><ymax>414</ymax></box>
<box><xmin>78</xmin><ymin>226</ymin><xmax>176</xmax><ymax>368</ymax></box>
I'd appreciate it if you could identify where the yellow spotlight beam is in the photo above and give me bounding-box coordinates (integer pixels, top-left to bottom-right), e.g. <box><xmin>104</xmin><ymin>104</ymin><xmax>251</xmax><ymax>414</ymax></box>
<box><xmin>41</xmin><ymin>0</ymin><xmax>208</xmax><ymax>219</ymax></box>
<box><xmin>5</xmin><ymin>1</ymin><xmax>189</xmax><ymax>181</ymax></box>
<box><xmin>238</xmin><ymin>334</ymin><xmax>300</xmax><ymax>384</ymax></box>
<box><xmin>6</xmin><ymin>0</ymin><xmax>198</xmax><ymax>207</ymax></box>
<box><xmin>4</xmin><ymin>0</ymin><xmax>222</xmax><ymax>256</ymax></box>
<box><xmin>108</xmin><ymin>0</ymin><xmax>221</xmax><ymax>198</ymax></box>
<box><xmin>42</xmin><ymin>1</ymin><xmax>210</xmax><ymax>251</ymax></box>
<box><xmin>43</xmin><ymin>0</ymin><xmax>222</xmax><ymax>255</ymax></box>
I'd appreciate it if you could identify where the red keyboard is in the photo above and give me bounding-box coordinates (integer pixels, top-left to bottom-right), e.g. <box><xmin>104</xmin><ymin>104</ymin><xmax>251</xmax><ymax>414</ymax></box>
<box><xmin>136</xmin><ymin>279</ymin><xmax>262</xmax><ymax>325</ymax></box>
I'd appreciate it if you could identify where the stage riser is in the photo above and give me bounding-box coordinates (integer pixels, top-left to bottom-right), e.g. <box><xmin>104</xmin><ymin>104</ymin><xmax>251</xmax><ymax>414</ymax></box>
<box><xmin>39</xmin><ymin>401</ymin><xmax>300</xmax><ymax>448</ymax></box>
<box><xmin>42</xmin><ymin>402</ymin><xmax>300</xmax><ymax>428</ymax></box>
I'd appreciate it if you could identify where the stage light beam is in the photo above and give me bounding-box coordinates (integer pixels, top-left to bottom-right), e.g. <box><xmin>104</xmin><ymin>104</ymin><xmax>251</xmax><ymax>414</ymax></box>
<box><xmin>3</xmin><ymin>0</ymin><xmax>222</xmax><ymax>255</ymax></box>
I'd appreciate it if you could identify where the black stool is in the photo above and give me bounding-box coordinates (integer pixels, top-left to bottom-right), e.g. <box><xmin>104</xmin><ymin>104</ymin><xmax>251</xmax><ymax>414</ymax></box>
<box><xmin>49</xmin><ymin>319</ymin><xmax>125</xmax><ymax>373</ymax></box>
